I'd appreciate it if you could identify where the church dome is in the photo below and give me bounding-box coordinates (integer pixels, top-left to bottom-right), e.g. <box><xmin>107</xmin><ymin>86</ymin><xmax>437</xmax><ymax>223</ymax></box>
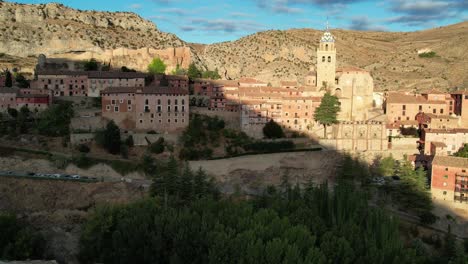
<box><xmin>320</xmin><ymin>30</ymin><xmax>335</xmax><ymax>43</ymax></box>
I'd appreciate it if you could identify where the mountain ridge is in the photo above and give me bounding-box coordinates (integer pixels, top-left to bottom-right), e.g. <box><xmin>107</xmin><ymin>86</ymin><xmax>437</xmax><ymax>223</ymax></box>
<box><xmin>1</xmin><ymin>1</ymin><xmax>467</xmax><ymax>91</ymax></box>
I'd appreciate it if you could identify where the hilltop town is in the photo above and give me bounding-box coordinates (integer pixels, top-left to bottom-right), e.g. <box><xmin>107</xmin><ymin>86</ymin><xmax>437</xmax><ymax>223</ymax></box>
<box><xmin>0</xmin><ymin>1</ymin><xmax>467</xmax><ymax>264</ymax></box>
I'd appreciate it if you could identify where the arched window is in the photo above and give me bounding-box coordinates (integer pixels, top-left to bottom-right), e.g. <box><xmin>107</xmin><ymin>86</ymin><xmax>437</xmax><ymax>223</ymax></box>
<box><xmin>182</xmin><ymin>99</ymin><xmax>185</xmax><ymax>105</ymax></box>
<box><xmin>322</xmin><ymin>56</ymin><xmax>325</xmax><ymax>62</ymax></box>
<box><xmin>328</xmin><ymin>56</ymin><xmax>331</xmax><ymax>62</ymax></box>
<box><xmin>168</xmin><ymin>99</ymin><xmax>171</xmax><ymax>105</ymax></box>
<box><xmin>145</xmin><ymin>99</ymin><xmax>148</xmax><ymax>105</ymax></box>
<box><xmin>157</xmin><ymin>99</ymin><xmax>161</xmax><ymax>105</ymax></box>
<box><xmin>325</xmin><ymin>44</ymin><xmax>328</xmax><ymax>51</ymax></box>
<box><xmin>335</xmin><ymin>88</ymin><xmax>342</xmax><ymax>98</ymax></box>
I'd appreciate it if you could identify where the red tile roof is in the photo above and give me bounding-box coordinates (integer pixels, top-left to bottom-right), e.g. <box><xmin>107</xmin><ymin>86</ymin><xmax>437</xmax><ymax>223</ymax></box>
<box><xmin>101</xmin><ymin>86</ymin><xmax>188</xmax><ymax>95</ymax></box>
<box><xmin>432</xmin><ymin>156</ymin><xmax>468</xmax><ymax>168</ymax></box>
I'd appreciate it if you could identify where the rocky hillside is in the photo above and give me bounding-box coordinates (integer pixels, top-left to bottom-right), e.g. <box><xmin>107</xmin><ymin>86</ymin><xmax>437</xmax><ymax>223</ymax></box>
<box><xmin>197</xmin><ymin>22</ymin><xmax>468</xmax><ymax>91</ymax></box>
<box><xmin>0</xmin><ymin>2</ymin><xmax>466</xmax><ymax>91</ymax></box>
<box><xmin>0</xmin><ymin>1</ymin><xmax>193</xmax><ymax>72</ymax></box>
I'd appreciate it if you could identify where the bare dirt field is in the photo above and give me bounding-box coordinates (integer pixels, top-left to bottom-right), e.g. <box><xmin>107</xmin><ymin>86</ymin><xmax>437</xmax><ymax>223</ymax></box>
<box><xmin>190</xmin><ymin>150</ymin><xmax>340</xmax><ymax>194</ymax></box>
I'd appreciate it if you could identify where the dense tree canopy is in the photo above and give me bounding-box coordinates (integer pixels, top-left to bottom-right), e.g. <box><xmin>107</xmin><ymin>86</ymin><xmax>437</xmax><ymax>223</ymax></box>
<box><xmin>187</xmin><ymin>63</ymin><xmax>202</xmax><ymax>79</ymax></box>
<box><xmin>148</xmin><ymin>58</ymin><xmax>167</xmax><ymax>74</ymax></box>
<box><xmin>4</xmin><ymin>70</ymin><xmax>12</xmax><ymax>87</ymax></box>
<box><xmin>0</xmin><ymin>213</ymin><xmax>45</xmax><ymax>261</ymax></box>
<box><xmin>78</xmin><ymin>178</ymin><xmax>434</xmax><ymax>264</ymax></box>
<box><xmin>37</xmin><ymin>101</ymin><xmax>74</xmax><ymax>136</ymax></box>
<box><xmin>314</xmin><ymin>92</ymin><xmax>340</xmax><ymax>137</ymax></box>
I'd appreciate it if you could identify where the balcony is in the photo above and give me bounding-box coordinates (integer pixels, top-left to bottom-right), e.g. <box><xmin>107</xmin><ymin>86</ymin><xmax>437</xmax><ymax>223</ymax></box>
<box><xmin>454</xmin><ymin>196</ymin><xmax>468</xmax><ymax>203</ymax></box>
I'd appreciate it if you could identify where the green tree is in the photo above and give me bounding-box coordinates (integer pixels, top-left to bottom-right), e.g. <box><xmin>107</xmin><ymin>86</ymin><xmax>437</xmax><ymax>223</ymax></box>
<box><xmin>187</xmin><ymin>63</ymin><xmax>202</xmax><ymax>79</ymax></box>
<box><xmin>150</xmin><ymin>137</ymin><xmax>165</xmax><ymax>154</ymax></box>
<box><xmin>37</xmin><ymin>101</ymin><xmax>74</xmax><ymax>136</ymax></box>
<box><xmin>202</xmin><ymin>69</ymin><xmax>221</xmax><ymax>80</ymax></box>
<box><xmin>95</xmin><ymin>121</ymin><xmax>121</xmax><ymax>154</ymax></box>
<box><xmin>378</xmin><ymin>155</ymin><xmax>395</xmax><ymax>177</ymax></box>
<box><xmin>84</xmin><ymin>59</ymin><xmax>98</xmax><ymax>71</ymax></box>
<box><xmin>454</xmin><ymin>144</ymin><xmax>468</xmax><ymax>158</ymax></box>
<box><xmin>14</xmin><ymin>73</ymin><xmax>29</xmax><ymax>88</ymax></box>
<box><xmin>125</xmin><ymin>135</ymin><xmax>134</xmax><ymax>147</ymax></box>
<box><xmin>314</xmin><ymin>92</ymin><xmax>340</xmax><ymax>138</ymax></box>
<box><xmin>263</xmin><ymin>119</ymin><xmax>285</xmax><ymax>139</ymax></box>
<box><xmin>5</xmin><ymin>70</ymin><xmax>12</xmax><ymax>87</ymax></box>
<box><xmin>147</xmin><ymin>57</ymin><xmax>166</xmax><ymax>74</ymax></box>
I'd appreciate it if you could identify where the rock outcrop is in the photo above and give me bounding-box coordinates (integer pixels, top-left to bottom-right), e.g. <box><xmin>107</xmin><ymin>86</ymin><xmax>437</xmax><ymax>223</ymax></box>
<box><xmin>0</xmin><ymin>2</ymin><xmax>193</xmax><ymax>72</ymax></box>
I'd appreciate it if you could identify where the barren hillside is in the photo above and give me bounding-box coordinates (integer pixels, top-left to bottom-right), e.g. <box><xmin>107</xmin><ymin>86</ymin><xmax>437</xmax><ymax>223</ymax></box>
<box><xmin>197</xmin><ymin>22</ymin><xmax>468</xmax><ymax>91</ymax></box>
<box><xmin>0</xmin><ymin>2</ymin><xmax>466</xmax><ymax>91</ymax></box>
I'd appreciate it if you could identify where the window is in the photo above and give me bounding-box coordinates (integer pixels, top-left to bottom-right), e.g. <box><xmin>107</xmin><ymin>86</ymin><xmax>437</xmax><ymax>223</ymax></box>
<box><xmin>111</xmin><ymin>99</ymin><xmax>116</xmax><ymax>105</ymax></box>
<box><xmin>167</xmin><ymin>119</ymin><xmax>171</xmax><ymax>123</ymax></box>
<box><xmin>128</xmin><ymin>106</ymin><xmax>132</xmax><ymax>111</ymax></box>
<box><xmin>419</xmin><ymin>105</ymin><xmax>422</xmax><ymax>111</ymax></box>
<box><xmin>440</xmin><ymin>109</ymin><xmax>443</xmax><ymax>114</ymax></box>
<box><xmin>182</xmin><ymin>119</ymin><xmax>185</xmax><ymax>123</ymax></box>
<box><xmin>328</xmin><ymin>56</ymin><xmax>331</xmax><ymax>62</ymax></box>
<box><xmin>433</xmin><ymin>109</ymin><xmax>436</xmax><ymax>114</ymax></box>
<box><xmin>182</xmin><ymin>106</ymin><xmax>185</xmax><ymax>112</ymax></box>
<box><xmin>445</xmin><ymin>168</ymin><xmax>448</xmax><ymax>171</ymax></box>
<box><xmin>157</xmin><ymin>99</ymin><xmax>161</xmax><ymax>104</ymax></box>
<box><xmin>443</xmin><ymin>191</ymin><xmax>447</xmax><ymax>195</ymax></box>
<box><xmin>106</xmin><ymin>105</ymin><xmax>110</xmax><ymax>110</ymax></box>
<box><xmin>182</xmin><ymin>99</ymin><xmax>185</xmax><ymax>105</ymax></box>
<box><xmin>157</xmin><ymin>106</ymin><xmax>161</xmax><ymax>112</ymax></box>
<box><xmin>139</xmin><ymin>119</ymin><xmax>143</xmax><ymax>123</ymax></box>
<box><xmin>175</xmin><ymin>99</ymin><xmax>178</xmax><ymax>105</ymax></box>
<box><xmin>322</xmin><ymin>56</ymin><xmax>325</xmax><ymax>62</ymax></box>
<box><xmin>168</xmin><ymin>99</ymin><xmax>171</xmax><ymax>105</ymax></box>
<box><xmin>444</xmin><ymin>175</ymin><xmax>448</xmax><ymax>179</ymax></box>
<box><xmin>168</xmin><ymin>106</ymin><xmax>171</xmax><ymax>112</ymax></box>
<box><xmin>145</xmin><ymin>99</ymin><xmax>149</xmax><ymax>105</ymax></box>
<box><xmin>127</xmin><ymin>100</ymin><xmax>132</xmax><ymax>105</ymax></box>
<box><xmin>114</xmin><ymin>106</ymin><xmax>119</xmax><ymax>112</ymax></box>
<box><xmin>402</xmin><ymin>105</ymin><xmax>406</xmax><ymax>110</ymax></box>
<box><xmin>120</xmin><ymin>99</ymin><xmax>124</xmax><ymax>103</ymax></box>
<box><xmin>175</xmin><ymin>119</ymin><xmax>178</xmax><ymax>123</ymax></box>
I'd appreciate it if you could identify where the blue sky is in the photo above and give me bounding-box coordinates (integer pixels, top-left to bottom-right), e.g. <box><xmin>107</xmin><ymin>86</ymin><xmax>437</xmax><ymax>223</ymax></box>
<box><xmin>13</xmin><ymin>0</ymin><xmax>468</xmax><ymax>44</ymax></box>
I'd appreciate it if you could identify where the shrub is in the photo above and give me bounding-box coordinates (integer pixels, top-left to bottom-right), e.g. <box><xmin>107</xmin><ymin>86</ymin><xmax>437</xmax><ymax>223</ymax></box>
<box><xmin>150</xmin><ymin>137</ymin><xmax>165</xmax><ymax>154</ymax></box>
<box><xmin>418</xmin><ymin>51</ymin><xmax>436</xmax><ymax>58</ymax></box>
<box><xmin>263</xmin><ymin>120</ymin><xmax>285</xmax><ymax>139</ymax></box>
<box><xmin>244</xmin><ymin>140</ymin><xmax>294</xmax><ymax>153</ymax></box>
<box><xmin>77</xmin><ymin>144</ymin><xmax>90</xmax><ymax>153</ymax></box>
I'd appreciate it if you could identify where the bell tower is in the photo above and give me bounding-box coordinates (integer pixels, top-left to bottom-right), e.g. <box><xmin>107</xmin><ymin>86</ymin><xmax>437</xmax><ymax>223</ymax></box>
<box><xmin>316</xmin><ymin>22</ymin><xmax>336</xmax><ymax>90</ymax></box>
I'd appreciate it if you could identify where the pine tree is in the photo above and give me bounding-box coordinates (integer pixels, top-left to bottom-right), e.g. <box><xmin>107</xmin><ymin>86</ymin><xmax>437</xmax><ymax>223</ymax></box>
<box><xmin>5</xmin><ymin>70</ymin><xmax>12</xmax><ymax>87</ymax></box>
<box><xmin>187</xmin><ymin>63</ymin><xmax>202</xmax><ymax>79</ymax></box>
<box><xmin>314</xmin><ymin>92</ymin><xmax>340</xmax><ymax>138</ymax></box>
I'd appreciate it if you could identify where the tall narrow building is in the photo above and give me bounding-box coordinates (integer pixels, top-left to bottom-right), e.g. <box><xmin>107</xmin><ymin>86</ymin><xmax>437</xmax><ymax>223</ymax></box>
<box><xmin>316</xmin><ymin>25</ymin><xmax>336</xmax><ymax>90</ymax></box>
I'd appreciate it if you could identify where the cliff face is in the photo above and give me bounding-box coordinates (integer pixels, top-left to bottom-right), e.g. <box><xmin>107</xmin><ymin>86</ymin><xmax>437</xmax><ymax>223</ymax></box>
<box><xmin>0</xmin><ymin>2</ymin><xmax>193</xmax><ymax>72</ymax></box>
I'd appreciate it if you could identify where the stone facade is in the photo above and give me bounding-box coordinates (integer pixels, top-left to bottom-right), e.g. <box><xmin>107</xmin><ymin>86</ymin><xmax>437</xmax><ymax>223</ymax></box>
<box><xmin>323</xmin><ymin>121</ymin><xmax>387</xmax><ymax>151</ymax></box>
<box><xmin>101</xmin><ymin>86</ymin><xmax>189</xmax><ymax>133</ymax></box>
<box><xmin>33</xmin><ymin>70</ymin><xmax>146</xmax><ymax>97</ymax></box>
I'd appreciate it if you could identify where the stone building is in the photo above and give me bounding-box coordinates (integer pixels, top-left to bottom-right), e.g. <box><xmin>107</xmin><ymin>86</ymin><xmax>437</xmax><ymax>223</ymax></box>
<box><xmin>431</xmin><ymin>156</ymin><xmax>468</xmax><ymax>205</ymax></box>
<box><xmin>386</xmin><ymin>91</ymin><xmax>454</xmax><ymax>126</ymax></box>
<box><xmin>316</xmin><ymin>28</ymin><xmax>336</xmax><ymax>90</ymax></box>
<box><xmin>421</xmin><ymin>128</ymin><xmax>468</xmax><ymax>155</ymax></box>
<box><xmin>101</xmin><ymin>86</ymin><xmax>189</xmax><ymax>133</ymax></box>
<box><xmin>0</xmin><ymin>87</ymin><xmax>51</xmax><ymax>112</ymax></box>
<box><xmin>322</xmin><ymin>121</ymin><xmax>388</xmax><ymax>151</ymax></box>
<box><xmin>33</xmin><ymin>70</ymin><xmax>146</xmax><ymax>97</ymax></box>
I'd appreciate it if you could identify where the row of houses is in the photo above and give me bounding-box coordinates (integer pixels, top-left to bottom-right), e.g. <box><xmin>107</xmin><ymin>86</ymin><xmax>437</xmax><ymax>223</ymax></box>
<box><xmin>32</xmin><ymin>70</ymin><xmax>189</xmax><ymax>98</ymax></box>
<box><xmin>0</xmin><ymin>87</ymin><xmax>51</xmax><ymax>112</ymax></box>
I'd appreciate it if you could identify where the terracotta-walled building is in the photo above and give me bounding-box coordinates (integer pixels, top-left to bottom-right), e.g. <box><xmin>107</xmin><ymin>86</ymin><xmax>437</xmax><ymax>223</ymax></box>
<box><xmin>431</xmin><ymin>155</ymin><xmax>468</xmax><ymax>204</ymax></box>
<box><xmin>0</xmin><ymin>88</ymin><xmax>18</xmax><ymax>111</ymax></box>
<box><xmin>421</xmin><ymin>128</ymin><xmax>468</xmax><ymax>155</ymax></box>
<box><xmin>0</xmin><ymin>87</ymin><xmax>51</xmax><ymax>112</ymax></box>
<box><xmin>101</xmin><ymin>86</ymin><xmax>189</xmax><ymax>133</ymax></box>
<box><xmin>33</xmin><ymin>70</ymin><xmax>146</xmax><ymax>97</ymax></box>
<box><xmin>0</xmin><ymin>75</ymin><xmax>6</xmax><ymax>87</ymax></box>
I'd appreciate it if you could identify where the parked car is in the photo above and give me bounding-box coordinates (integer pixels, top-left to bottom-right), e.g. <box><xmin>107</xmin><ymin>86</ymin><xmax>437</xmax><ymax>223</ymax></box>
<box><xmin>71</xmin><ymin>174</ymin><xmax>81</xmax><ymax>179</ymax></box>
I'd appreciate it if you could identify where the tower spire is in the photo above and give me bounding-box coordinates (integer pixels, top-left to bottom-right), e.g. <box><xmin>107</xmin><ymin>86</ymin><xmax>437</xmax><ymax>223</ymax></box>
<box><xmin>326</xmin><ymin>17</ymin><xmax>329</xmax><ymax>31</ymax></box>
